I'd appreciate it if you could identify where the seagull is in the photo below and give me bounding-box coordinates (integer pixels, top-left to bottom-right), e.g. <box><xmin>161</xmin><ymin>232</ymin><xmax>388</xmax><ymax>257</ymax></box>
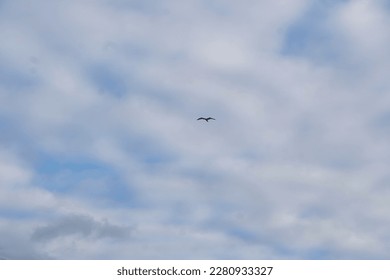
<box><xmin>197</xmin><ymin>117</ymin><xmax>215</xmax><ymax>122</ymax></box>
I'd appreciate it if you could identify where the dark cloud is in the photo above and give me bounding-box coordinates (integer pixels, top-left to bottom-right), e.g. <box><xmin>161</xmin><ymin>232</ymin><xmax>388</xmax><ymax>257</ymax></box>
<box><xmin>0</xmin><ymin>231</ymin><xmax>54</xmax><ymax>260</ymax></box>
<box><xmin>31</xmin><ymin>214</ymin><xmax>131</xmax><ymax>242</ymax></box>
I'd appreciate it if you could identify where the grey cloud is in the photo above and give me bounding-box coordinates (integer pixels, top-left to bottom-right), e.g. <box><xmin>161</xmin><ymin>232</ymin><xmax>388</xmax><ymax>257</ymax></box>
<box><xmin>0</xmin><ymin>228</ymin><xmax>54</xmax><ymax>260</ymax></box>
<box><xmin>31</xmin><ymin>214</ymin><xmax>131</xmax><ymax>242</ymax></box>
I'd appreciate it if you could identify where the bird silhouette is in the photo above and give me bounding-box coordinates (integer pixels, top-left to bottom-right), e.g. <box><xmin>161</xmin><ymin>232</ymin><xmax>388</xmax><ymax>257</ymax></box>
<box><xmin>197</xmin><ymin>117</ymin><xmax>215</xmax><ymax>122</ymax></box>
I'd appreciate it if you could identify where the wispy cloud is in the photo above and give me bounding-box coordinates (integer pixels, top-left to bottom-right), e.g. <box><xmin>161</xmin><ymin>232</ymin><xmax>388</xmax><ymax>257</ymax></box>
<box><xmin>0</xmin><ymin>0</ymin><xmax>390</xmax><ymax>259</ymax></box>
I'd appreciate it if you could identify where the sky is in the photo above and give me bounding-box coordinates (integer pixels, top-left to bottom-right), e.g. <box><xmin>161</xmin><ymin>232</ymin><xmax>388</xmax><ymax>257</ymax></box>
<box><xmin>1</xmin><ymin>0</ymin><xmax>390</xmax><ymax>259</ymax></box>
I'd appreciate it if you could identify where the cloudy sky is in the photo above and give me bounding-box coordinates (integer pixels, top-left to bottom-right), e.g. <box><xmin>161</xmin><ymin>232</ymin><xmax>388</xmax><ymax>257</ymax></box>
<box><xmin>1</xmin><ymin>0</ymin><xmax>390</xmax><ymax>259</ymax></box>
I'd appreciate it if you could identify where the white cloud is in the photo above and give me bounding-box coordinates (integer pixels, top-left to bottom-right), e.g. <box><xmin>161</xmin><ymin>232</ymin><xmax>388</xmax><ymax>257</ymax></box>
<box><xmin>1</xmin><ymin>0</ymin><xmax>390</xmax><ymax>259</ymax></box>
<box><xmin>333</xmin><ymin>0</ymin><xmax>390</xmax><ymax>58</ymax></box>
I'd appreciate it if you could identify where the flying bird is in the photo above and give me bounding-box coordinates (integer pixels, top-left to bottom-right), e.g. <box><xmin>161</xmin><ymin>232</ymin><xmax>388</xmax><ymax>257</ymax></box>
<box><xmin>197</xmin><ymin>117</ymin><xmax>215</xmax><ymax>122</ymax></box>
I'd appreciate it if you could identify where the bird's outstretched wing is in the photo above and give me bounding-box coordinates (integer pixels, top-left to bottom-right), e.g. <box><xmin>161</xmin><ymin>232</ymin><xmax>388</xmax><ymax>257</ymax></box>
<box><xmin>207</xmin><ymin>117</ymin><xmax>215</xmax><ymax>121</ymax></box>
<box><xmin>197</xmin><ymin>117</ymin><xmax>206</xmax><ymax>121</ymax></box>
